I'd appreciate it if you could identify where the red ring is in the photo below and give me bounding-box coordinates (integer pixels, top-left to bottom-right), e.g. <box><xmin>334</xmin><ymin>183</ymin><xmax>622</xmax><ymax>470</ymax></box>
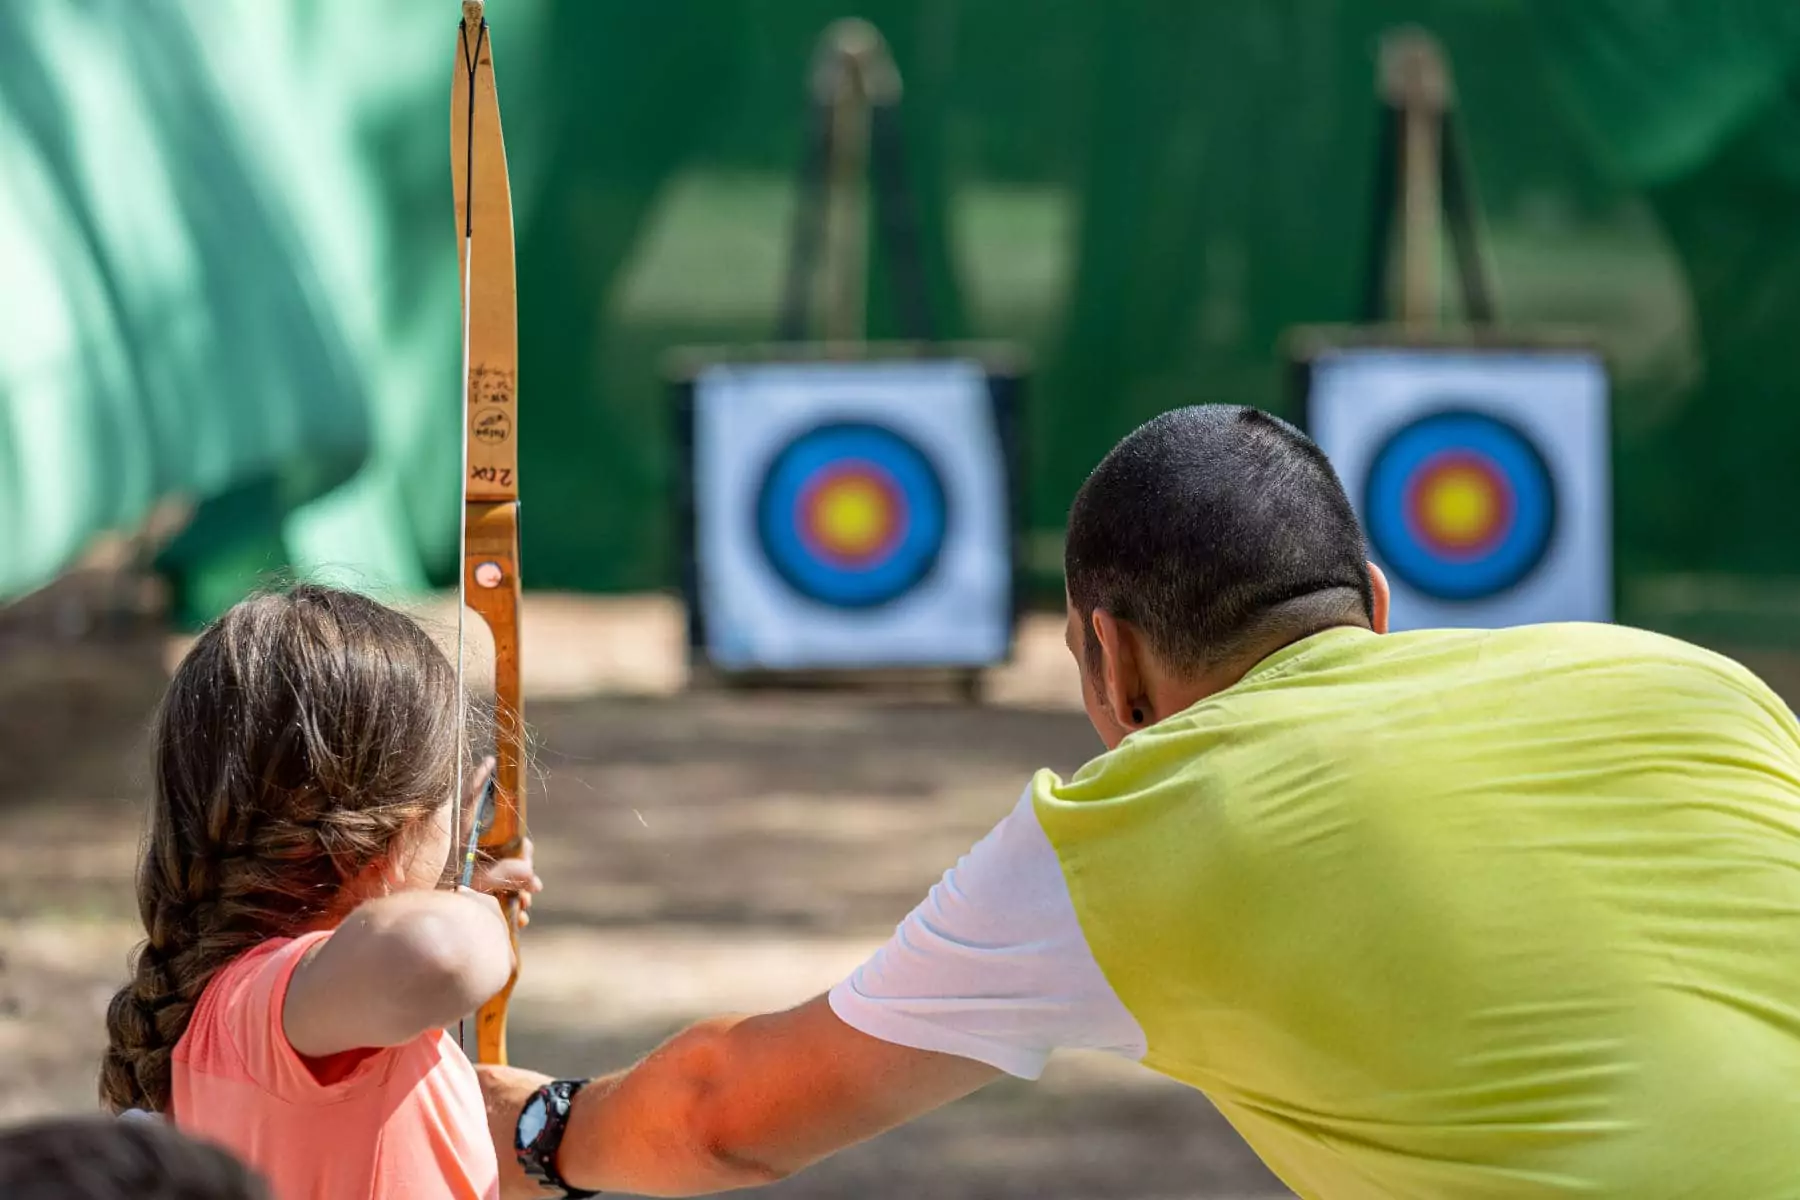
<box><xmin>1401</xmin><ymin>450</ymin><xmax>1514</xmax><ymax>561</ymax></box>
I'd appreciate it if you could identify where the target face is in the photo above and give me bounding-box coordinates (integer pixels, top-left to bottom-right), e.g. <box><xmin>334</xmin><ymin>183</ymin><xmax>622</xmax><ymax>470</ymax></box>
<box><xmin>687</xmin><ymin>357</ymin><xmax>1015</xmax><ymax>670</ymax></box>
<box><xmin>755</xmin><ymin>422</ymin><xmax>948</xmax><ymax>608</ymax></box>
<box><xmin>1364</xmin><ymin>409</ymin><xmax>1556</xmax><ymax>602</ymax></box>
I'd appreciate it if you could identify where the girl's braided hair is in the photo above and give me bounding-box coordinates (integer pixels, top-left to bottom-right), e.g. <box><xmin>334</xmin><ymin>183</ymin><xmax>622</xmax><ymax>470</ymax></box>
<box><xmin>100</xmin><ymin>584</ymin><xmax>465</xmax><ymax>1114</ymax></box>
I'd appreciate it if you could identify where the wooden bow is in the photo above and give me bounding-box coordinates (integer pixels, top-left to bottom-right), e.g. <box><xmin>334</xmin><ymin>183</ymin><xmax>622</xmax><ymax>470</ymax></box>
<box><xmin>451</xmin><ymin>0</ymin><xmax>524</xmax><ymax>1066</ymax></box>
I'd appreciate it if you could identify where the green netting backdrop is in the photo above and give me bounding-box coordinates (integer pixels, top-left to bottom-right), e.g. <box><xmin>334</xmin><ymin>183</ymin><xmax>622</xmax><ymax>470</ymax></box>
<box><xmin>2</xmin><ymin>0</ymin><xmax>1797</xmax><ymax>641</ymax></box>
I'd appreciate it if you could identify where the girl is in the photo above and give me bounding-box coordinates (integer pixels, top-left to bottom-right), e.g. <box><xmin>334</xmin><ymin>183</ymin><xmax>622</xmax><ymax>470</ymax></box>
<box><xmin>100</xmin><ymin>584</ymin><xmax>541</xmax><ymax>1199</ymax></box>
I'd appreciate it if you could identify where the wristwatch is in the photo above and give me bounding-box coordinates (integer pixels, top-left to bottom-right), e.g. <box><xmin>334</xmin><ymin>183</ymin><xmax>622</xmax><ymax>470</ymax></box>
<box><xmin>515</xmin><ymin>1079</ymin><xmax>599</xmax><ymax>1197</ymax></box>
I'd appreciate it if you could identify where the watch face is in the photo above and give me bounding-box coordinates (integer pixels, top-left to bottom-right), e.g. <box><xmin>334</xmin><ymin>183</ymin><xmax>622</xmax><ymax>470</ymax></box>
<box><xmin>517</xmin><ymin>1094</ymin><xmax>550</xmax><ymax>1147</ymax></box>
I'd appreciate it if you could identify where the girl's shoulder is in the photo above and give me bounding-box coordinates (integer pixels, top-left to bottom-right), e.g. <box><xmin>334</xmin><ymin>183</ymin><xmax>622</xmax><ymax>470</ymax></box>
<box><xmin>176</xmin><ymin>931</ymin><xmax>332</xmax><ymax>1082</ymax></box>
<box><xmin>202</xmin><ymin>932</ymin><xmax>329</xmax><ymax>1018</ymax></box>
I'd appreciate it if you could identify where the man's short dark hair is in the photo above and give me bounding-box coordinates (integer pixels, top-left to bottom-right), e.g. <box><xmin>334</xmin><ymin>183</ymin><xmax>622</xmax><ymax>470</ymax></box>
<box><xmin>0</xmin><ymin>1116</ymin><xmax>269</xmax><ymax>1200</ymax></box>
<box><xmin>1065</xmin><ymin>404</ymin><xmax>1372</xmax><ymax>672</ymax></box>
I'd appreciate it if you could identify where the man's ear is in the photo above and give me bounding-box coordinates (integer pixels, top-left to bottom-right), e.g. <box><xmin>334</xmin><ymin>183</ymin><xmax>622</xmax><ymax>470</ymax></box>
<box><xmin>1367</xmin><ymin>560</ymin><xmax>1391</xmax><ymax>634</ymax></box>
<box><xmin>1090</xmin><ymin>608</ymin><xmax>1147</xmax><ymax>727</ymax></box>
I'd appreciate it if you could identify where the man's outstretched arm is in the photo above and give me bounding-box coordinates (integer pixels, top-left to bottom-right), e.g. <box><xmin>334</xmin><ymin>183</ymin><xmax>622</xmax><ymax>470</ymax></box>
<box><xmin>482</xmin><ymin>785</ymin><xmax>1144</xmax><ymax>1197</ymax></box>
<box><xmin>480</xmin><ymin>995</ymin><xmax>1000</xmax><ymax>1198</ymax></box>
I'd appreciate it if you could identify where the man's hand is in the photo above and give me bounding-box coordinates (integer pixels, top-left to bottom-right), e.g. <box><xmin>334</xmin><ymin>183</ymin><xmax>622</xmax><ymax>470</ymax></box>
<box><xmin>478</xmin><ymin>1063</ymin><xmax>557</xmax><ymax>1200</ymax></box>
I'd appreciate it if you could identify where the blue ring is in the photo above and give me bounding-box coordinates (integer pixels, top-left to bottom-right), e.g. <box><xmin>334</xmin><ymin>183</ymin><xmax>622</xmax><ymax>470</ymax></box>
<box><xmin>755</xmin><ymin>422</ymin><xmax>948</xmax><ymax>608</ymax></box>
<box><xmin>1363</xmin><ymin>409</ymin><xmax>1556</xmax><ymax>602</ymax></box>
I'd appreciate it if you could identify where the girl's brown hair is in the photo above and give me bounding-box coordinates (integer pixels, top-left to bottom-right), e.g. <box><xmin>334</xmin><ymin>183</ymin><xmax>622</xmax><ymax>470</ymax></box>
<box><xmin>100</xmin><ymin>584</ymin><xmax>465</xmax><ymax>1113</ymax></box>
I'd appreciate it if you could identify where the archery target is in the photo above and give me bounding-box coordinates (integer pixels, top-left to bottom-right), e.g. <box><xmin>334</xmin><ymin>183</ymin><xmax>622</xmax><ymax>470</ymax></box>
<box><xmin>1363</xmin><ymin>410</ymin><xmax>1555</xmax><ymax>601</ymax></box>
<box><xmin>1306</xmin><ymin>347</ymin><xmax>1610</xmax><ymax>630</ymax></box>
<box><xmin>755</xmin><ymin>422</ymin><xmax>947</xmax><ymax>608</ymax></box>
<box><xmin>689</xmin><ymin>359</ymin><xmax>1014</xmax><ymax>671</ymax></box>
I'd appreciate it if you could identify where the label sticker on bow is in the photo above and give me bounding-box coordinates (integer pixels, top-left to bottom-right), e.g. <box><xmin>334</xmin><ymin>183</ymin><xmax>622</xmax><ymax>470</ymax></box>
<box><xmin>473</xmin><ymin>561</ymin><xmax>505</xmax><ymax>589</ymax></box>
<box><xmin>472</xmin><ymin>408</ymin><xmax>512</xmax><ymax>445</ymax></box>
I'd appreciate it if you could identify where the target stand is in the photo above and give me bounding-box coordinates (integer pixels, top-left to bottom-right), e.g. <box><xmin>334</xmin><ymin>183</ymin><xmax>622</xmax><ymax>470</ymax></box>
<box><xmin>672</xmin><ymin>343</ymin><xmax>1025</xmax><ymax>696</ymax></box>
<box><xmin>668</xmin><ymin>23</ymin><xmax>1023</xmax><ymax>697</ymax></box>
<box><xmin>1286</xmin><ymin>31</ymin><xmax>1612</xmax><ymax>631</ymax></box>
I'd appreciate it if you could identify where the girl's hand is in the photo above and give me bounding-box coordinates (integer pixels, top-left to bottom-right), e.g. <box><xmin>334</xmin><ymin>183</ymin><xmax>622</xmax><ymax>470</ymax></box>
<box><xmin>462</xmin><ymin>755</ymin><xmax>544</xmax><ymax>928</ymax></box>
<box><xmin>473</xmin><ymin>838</ymin><xmax>542</xmax><ymax>928</ymax></box>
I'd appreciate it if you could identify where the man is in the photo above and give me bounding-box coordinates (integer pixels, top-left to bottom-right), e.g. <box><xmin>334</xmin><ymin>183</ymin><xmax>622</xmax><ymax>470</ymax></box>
<box><xmin>485</xmin><ymin>406</ymin><xmax>1800</xmax><ymax>1198</ymax></box>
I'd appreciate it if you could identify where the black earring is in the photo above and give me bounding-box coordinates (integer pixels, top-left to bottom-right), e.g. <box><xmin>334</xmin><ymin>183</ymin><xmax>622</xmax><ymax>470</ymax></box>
<box><xmin>1131</xmin><ymin>707</ymin><xmax>1145</xmax><ymax>725</ymax></box>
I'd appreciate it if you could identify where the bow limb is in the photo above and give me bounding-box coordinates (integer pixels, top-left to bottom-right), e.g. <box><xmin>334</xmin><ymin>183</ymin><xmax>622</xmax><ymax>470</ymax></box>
<box><xmin>452</xmin><ymin>0</ymin><xmax>524</xmax><ymax>1067</ymax></box>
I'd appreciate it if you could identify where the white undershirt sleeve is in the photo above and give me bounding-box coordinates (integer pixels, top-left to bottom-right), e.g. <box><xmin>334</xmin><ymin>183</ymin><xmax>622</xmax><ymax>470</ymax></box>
<box><xmin>828</xmin><ymin>784</ymin><xmax>1147</xmax><ymax>1080</ymax></box>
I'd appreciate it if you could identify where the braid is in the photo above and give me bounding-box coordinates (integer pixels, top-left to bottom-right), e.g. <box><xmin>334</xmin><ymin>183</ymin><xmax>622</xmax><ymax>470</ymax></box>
<box><xmin>100</xmin><ymin>584</ymin><xmax>466</xmax><ymax>1114</ymax></box>
<box><xmin>99</xmin><ymin>854</ymin><xmax>269</xmax><ymax>1112</ymax></box>
<box><xmin>100</xmin><ymin>775</ymin><xmax>286</xmax><ymax>1113</ymax></box>
<box><xmin>99</xmin><ymin>942</ymin><xmax>178</xmax><ymax>1113</ymax></box>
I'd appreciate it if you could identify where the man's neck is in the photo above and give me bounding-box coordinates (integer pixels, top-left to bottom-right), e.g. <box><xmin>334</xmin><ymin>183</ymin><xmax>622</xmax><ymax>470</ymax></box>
<box><xmin>1154</xmin><ymin>619</ymin><xmax>1369</xmax><ymax>717</ymax></box>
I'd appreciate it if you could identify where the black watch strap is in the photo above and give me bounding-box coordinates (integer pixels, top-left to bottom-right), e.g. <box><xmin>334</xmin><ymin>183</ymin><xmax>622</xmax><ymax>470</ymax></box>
<box><xmin>514</xmin><ymin>1079</ymin><xmax>600</xmax><ymax>1198</ymax></box>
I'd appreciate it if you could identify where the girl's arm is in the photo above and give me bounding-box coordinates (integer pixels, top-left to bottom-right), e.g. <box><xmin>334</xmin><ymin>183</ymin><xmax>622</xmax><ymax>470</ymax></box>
<box><xmin>283</xmin><ymin>888</ymin><xmax>515</xmax><ymax>1057</ymax></box>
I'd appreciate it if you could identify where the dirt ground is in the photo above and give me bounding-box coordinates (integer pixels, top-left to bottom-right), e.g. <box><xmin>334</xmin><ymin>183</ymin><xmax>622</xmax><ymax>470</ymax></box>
<box><xmin>9</xmin><ymin>591</ymin><xmax>1799</xmax><ymax>1198</ymax></box>
<box><xmin>0</xmin><ymin>593</ymin><xmax>1291</xmax><ymax>1200</ymax></box>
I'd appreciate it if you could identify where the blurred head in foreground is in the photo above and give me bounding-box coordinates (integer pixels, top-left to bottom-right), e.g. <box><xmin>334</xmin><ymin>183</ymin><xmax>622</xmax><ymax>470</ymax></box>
<box><xmin>1064</xmin><ymin>404</ymin><xmax>1389</xmax><ymax>747</ymax></box>
<box><xmin>0</xmin><ymin>1115</ymin><xmax>269</xmax><ymax>1199</ymax></box>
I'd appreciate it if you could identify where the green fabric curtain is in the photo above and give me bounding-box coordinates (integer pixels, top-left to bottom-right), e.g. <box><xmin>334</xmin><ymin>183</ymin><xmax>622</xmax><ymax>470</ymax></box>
<box><xmin>0</xmin><ymin>0</ymin><xmax>550</xmax><ymax>612</ymax></box>
<box><xmin>3</xmin><ymin>0</ymin><xmax>1797</xmax><ymax>641</ymax></box>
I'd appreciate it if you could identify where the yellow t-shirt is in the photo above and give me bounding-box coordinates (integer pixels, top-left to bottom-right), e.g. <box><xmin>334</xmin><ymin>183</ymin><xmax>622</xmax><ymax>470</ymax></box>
<box><xmin>1034</xmin><ymin>623</ymin><xmax>1800</xmax><ymax>1198</ymax></box>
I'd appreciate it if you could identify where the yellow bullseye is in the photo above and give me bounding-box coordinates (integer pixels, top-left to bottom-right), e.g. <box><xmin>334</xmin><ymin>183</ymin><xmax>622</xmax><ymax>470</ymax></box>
<box><xmin>1420</xmin><ymin>465</ymin><xmax>1500</xmax><ymax>548</ymax></box>
<box><xmin>814</xmin><ymin>477</ymin><xmax>892</xmax><ymax>556</ymax></box>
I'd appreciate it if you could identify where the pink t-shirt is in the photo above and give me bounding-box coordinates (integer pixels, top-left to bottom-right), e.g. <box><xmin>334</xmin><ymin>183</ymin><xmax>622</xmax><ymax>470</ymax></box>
<box><xmin>172</xmin><ymin>931</ymin><xmax>499</xmax><ymax>1200</ymax></box>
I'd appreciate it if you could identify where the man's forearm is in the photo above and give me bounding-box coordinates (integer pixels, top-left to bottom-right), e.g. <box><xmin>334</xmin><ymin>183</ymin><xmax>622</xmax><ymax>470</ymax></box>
<box><xmin>481</xmin><ymin>995</ymin><xmax>998</xmax><ymax>1199</ymax></box>
<box><xmin>556</xmin><ymin>1018</ymin><xmax>786</xmax><ymax>1198</ymax></box>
